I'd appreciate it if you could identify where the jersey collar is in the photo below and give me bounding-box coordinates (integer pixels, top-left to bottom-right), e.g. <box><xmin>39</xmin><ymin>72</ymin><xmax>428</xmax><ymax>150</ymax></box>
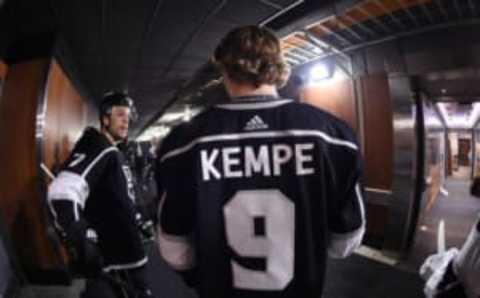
<box><xmin>215</xmin><ymin>97</ymin><xmax>293</xmax><ymax>110</ymax></box>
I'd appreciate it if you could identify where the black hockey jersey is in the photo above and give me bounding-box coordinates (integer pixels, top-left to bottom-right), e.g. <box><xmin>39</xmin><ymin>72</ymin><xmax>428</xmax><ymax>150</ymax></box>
<box><xmin>48</xmin><ymin>127</ymin><xmax>146</xmax><ymax>271</ymax></box>
<box><xmin>156</xmin><ymin>96</ymin><xmax>365</xmax><ymax>298</ymax></box>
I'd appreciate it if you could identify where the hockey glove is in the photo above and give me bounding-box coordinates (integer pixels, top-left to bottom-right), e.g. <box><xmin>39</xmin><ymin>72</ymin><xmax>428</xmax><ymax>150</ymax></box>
<box><xmin>64</xmin><ymin>220</ymin><xmax>104</xmax><ymax>278</ymax></box>
<box><xmin>135</xmin><ymin>212</ymin><xmax>155</xmax><ymax>243</ymax></box>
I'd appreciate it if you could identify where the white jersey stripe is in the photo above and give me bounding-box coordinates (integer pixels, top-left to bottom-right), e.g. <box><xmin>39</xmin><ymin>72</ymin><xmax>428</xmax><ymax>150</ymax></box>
<box><xmin>160</xmin><ymin>129</ymin><xmax>358</xmax><ymax>163</ymax></box>
<box><xmin>102</xmin><ymin>256</ymin><xmax>148</xmax><ymax>272</ymax></box>
<box><xmin>216</xmin><ymin>99</ymin><xmax>293</xmax><ymax>110</ymax></box>
<box><xmin>81</xmin><ymin>146</ymin><xmax>118</xmax><ymax>178</ymax></box>
<box><xmin>355</xmin><ymin>183</ymin><xmax>366</xmax><ymax>223</ymax></box>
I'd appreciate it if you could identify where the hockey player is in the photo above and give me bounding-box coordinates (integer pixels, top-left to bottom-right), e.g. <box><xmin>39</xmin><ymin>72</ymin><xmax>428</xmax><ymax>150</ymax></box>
<box><xmin>155</xmin><ymin>25</ymin><xmax>365</xmax><ymax>298</ymax></box>
<box><xmin>48</xmin><ymin>92</ymin><xmax>154</xmax><ymax>298</ymax></box>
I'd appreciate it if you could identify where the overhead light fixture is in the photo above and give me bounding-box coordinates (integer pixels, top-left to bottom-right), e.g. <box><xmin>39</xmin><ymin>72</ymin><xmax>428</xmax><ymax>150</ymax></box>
<box><xmin>309</xmin><ymin>63</ymin><xmax>331</xmax><ymax>82</ymax></box>
<box><xmin>437</xmin><ymin>102</ymin><xmax>480</xmax><ymax>129</ymax></box>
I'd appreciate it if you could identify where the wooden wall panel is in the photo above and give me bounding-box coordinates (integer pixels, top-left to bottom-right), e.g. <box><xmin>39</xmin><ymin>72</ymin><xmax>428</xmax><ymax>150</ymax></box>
<box><xmin>0</xmin><ymin>58</ymin><xmax>94</xmax><ymax>282</ymax></box>
<box><xmin>0</xmin><ymin>60</ymin><xmax>7</xmax><ymax>78</ymax></box>
<box><xmin>43</xmin><ymin>60</ymin><xmax>93</xmax><ymax>175</ymax></box>
<box><xmin>0</xmin><ymin>59</ymin><xmax>59</xmax><ymax>272</ymax></box>
<box><xmin>42</xmin><ymin>60</ymin><xmax>96</xmax><ymax>266</ymax></box>
<box><xmin>361</xmin><ymin>74</ymin><xmax>393</xmax><ymax>190</ymax></box>
<box><xmin>0</xmin><ymin>60</ymin><xmax>7</xmax><ymax>98</ymax></box>
<box><xmin>301</xmin><ymin>79</ymin><xmax>357</xmax><ymax>131</ymax></box>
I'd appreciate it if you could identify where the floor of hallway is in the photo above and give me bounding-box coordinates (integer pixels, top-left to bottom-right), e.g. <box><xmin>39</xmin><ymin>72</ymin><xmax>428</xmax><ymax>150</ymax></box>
<box><xmin>401</xmin><ymin>176</ymin><xmax>480</xmax><ymax>272</ymax></box>
<box><xmin>21</xmin><ymin>179</ymin><xmax>480</xmax><ymax>298</ymax></box>
<box><xmin>18</xmin><ymin>244</ymin><xmax>426</xmax><ymax>298</ymax></box>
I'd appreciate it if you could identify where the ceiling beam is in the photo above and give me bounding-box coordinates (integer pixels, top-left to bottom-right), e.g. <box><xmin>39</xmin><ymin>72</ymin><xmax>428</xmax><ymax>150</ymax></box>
<box><xmin>284</xmin><ymin>53</ymin><xmax>304</xmax><ymax>64</ymax></box>
<box><xmin>283</xmin><ymin>40</ymin><xmax>320</xmax><ymax>58</ymax></box>
<box><xmin>342</xmin><ymin>14</ymin><xmax>379</xmax><ymax>37</ymax></box>
<box><xmin>373</xmin><ymin>0</ymin><xmax>408</xmax><ymax>31</ymax></box>
<box><xmin>433</xmin><ymin>0</ymin><xmax>449</xmax><ymax>21</ymax></box>
<box><xmin>257</xmin><ymin>0</ymin><xmax>283</xmax><ymax>10</ymax></box>
<box><xmin>355</xmin><ymin>5</ymin><xmax>394</xmax><ymax>34</ymax></box>
<box><xmin>311</xmin><ymin>19</ymin><xmax>480</xmax><ymax>65</ymax></box>
<box><xmin>395</xmin><ymin>0</ymin><xmax>421</xmax><ymax>28</ymax></box>
<box><xmin>419</xmin><ymin>2</ymin><xmax>435</xmax><ymax>24</ymax></box>
<box><xmin>284</xmin><ymin>50</ymin><xmax>309</xmax><ymax>62</ymax></box>
<box><xmin>259</xmin><ymin>0</ymin><xmax>304</xmax><ymax>27</ymax></box>
<box><xmin>336</xmin><ymin>17</ymin><xmax>366</xmax><ymax>42</ymax></box>
<box><xmin>302</xmin><ymin>30</ymin><xmax>352</xmax><ymax>65</ymax></box>
<box><xmin>315</xmin><ymin>23</ymin><xmax>353</xmax><ymax>46</ymax></box>
<box><xmin>285</xmin><ymin>57</ymin><xmax>300</xmax><ymax>66</ymax></box>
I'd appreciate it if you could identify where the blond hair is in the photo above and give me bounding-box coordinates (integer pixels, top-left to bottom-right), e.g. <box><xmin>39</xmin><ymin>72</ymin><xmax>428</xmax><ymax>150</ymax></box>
<box><xmin>213</xmin><ymin>26</ymin><xmax>290</xmax><ymax>88</ymax></box>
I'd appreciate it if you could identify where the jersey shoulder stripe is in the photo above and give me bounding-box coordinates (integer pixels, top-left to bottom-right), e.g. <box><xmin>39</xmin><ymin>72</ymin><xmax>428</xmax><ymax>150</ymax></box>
<box><xmin>159</xmin><ymin>129</ymin><xmax>358</xmax><ymax>163</ymax></box>
<box><xmin>215</xmin><ymin>99</ymin><xmax>293</xmax><ymax>110</ymax></box>
<box><xmin>81</xmin><ymin>146</ymin><xmax>118</xmax><ymax>178</ymax></box>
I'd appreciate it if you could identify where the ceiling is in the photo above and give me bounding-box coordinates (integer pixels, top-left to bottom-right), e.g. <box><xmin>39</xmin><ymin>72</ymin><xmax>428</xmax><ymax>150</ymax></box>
<box><xmin>280</xmin><ymin>0</ymin><xmax>480</xmax><ymax>67</ymax></box>
<box><xmin>419</xmin><ymin>68</ymin><xmax>480</xmax><ymax>102</ymax></box>
<box><xmin>1</xmin><ymin>0</ymin><xmax>325</xmax><ymax>136</ymax></box>
<box><xmin>1</xmin><ymin>0</ymin><xmax>480</xmax><ymax>138</ymax></box>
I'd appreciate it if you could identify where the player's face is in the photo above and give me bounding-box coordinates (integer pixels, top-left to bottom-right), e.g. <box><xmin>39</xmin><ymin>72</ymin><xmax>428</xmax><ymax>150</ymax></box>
<box><xmin>105</xmin><ymin>106</ymin><xmax>130</xmax><ymax>140</ymax></box>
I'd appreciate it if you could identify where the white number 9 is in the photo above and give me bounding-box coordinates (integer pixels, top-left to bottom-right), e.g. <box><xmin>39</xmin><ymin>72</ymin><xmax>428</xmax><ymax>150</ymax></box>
<box><xmin>223</xmin><ymin>189</ymin><xmax>295</xmax><ymax>290</ymax></box>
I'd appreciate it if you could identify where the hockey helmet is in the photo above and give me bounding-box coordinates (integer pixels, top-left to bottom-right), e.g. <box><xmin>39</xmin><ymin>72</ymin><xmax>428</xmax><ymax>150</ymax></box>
<box><xmin>100</xmin><ymin>91</ymin><xmax>138</xmax><ymax>122</ymax></box>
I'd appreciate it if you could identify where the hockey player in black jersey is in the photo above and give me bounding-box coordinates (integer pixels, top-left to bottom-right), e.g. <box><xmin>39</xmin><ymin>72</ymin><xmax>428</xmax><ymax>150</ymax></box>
<box><xmin>48</xmin><ymin>92</ymin><xmax>154</xmax><ymax>298</ymax></box>
<box><xmin>155</xmin><ymin>25</ymin><xmax>366</xmax><ymax>298</ymax></box>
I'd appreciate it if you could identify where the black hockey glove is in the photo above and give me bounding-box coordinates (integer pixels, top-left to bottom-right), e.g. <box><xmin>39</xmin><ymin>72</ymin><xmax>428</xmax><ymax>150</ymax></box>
<box><xmin>135</xmin><ymin>212</ymin><xmax>155</xmax><ymax>243</ymax></box>
<box><xmin>64</xmin><ymin>220</ymin><xmax>104</xmax><ymax>278</ymax></box>
<box><xmin>433</xmin><ymin>262</ymin><xmax>467</xmax><ymax>298</ymax></box>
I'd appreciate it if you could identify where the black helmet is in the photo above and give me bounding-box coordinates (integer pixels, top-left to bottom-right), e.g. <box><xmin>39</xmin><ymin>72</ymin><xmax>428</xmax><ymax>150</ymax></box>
<box><xmin>99</xmin><ymin>91</ymin><xmax>138</xmax><ymax>122</ymax></box>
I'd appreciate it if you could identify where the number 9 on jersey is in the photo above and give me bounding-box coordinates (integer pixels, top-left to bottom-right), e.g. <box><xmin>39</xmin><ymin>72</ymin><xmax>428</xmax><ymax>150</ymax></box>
<box><xmin>223</xmin><ymin>189</ymin><xmax>295</xmax><ymax>290</ymax></box>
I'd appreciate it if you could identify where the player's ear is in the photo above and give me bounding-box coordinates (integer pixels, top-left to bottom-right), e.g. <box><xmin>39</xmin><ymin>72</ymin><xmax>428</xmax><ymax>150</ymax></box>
<box><xmin>101</xmin><ymin>115</ymin><xmax>110</xmax><ymax>128</ymax></box>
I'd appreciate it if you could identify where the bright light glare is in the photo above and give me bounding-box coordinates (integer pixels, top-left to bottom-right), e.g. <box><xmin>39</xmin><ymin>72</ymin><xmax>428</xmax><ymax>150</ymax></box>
<box><xmin>137</xmin><ymin>125</ymin><xmax>171</xmax><ymax>142</ymax></box>
<box><xmin>437</xmin><ymin>102</ymin><xmax>480</xmax><ymax>129</ymax></box>
<box><xmin>183</xmin><ymin>105</ymin><xmax>192</xmax><ymax>122</ymax></box>
<box><xmin>160</xmin><ymin>112</ymin><xmax>185</xmax><ymax>122</ymax></box>
<box><xmin>310</xmin><ymin>63</ymin><xmax>330</xmax><ymax>81</ymax></box>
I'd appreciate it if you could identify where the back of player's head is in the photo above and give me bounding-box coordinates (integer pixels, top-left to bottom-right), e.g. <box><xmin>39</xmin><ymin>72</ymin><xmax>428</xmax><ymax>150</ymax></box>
<box><xmin>213</xmin><ymin>25</ymin><xmax>290</xmax><ymax>88</ymax></box>
<box><xmin>99</xmin><ymin>91</ymin><xmax>137</xmax><ymax>125</ymax></box>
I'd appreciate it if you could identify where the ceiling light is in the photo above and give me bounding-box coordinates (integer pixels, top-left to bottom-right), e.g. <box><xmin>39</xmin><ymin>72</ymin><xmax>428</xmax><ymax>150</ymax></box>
<box><xmin>309</xmin><ymin>63</ymin><xmax>331</xmax><ymax>82</ymax></box>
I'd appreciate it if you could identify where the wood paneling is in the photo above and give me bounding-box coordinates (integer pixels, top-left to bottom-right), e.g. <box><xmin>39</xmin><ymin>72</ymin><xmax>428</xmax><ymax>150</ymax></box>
<box><xmin>0</xmin><ymin>60</ymin><xmax>7</xmax><ymax>78</ymax></box>
<box><xmin>0</xmin><ymin>59</ymin><xmax>59</xmax><ymax>272</ymax></box>
<box><xmin>44</xmin><ymin>60</ymin><xmax>93</xmax><ymax>175</ymax></box>
<box><xmin>361</xmin><ymin>74</ymin><xmax>393</xmax><ymax>190</ymax></box>
<box><xmin>0</xmin><ymin>58</ymin><xmax>95</xmax><ymax>282</ymax></box>
<box><xmin>42</xmin><ymin>60</ymin><xmax>96</xmax><ymax>266</ymax></box>
<box><xmin>301</xmin><ymin>78</ymin><xmax>357</xmax><ymax>131</ymax></box>
<box><xmin>0</xmin><ymin>60</ymin><xmax>7</xmax><ymax>99</ymax></box>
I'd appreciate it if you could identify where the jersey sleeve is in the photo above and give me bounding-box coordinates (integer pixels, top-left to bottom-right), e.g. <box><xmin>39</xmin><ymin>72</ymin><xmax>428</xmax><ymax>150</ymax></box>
<box><xmin>324</xmin><ymin>123</ymin><xmax>366</xmax><ymax>258</ymax></box>
<box><xmin>47</xmin><ymin>143</ymin><xmax>118</xmax><ymax>232</ymax></box>
<box><xmin>155</xmin><ymin>129</ymin><xmax>196</xmax><ymax>271</ymax></box>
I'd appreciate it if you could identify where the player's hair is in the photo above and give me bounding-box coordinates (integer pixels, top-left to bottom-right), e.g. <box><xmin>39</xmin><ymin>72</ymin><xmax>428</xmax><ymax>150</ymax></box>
<box><xmin>213</xmin><ymin>25</ymin><xmax>290</xmax><ymax>88</ymax></box>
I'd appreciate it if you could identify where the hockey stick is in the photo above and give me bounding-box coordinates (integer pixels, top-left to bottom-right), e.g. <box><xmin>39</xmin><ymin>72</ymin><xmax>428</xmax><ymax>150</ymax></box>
<box><xmin>437</xmin><ymin>219</ymin><xmax>446</xmax><ymax>254</ymax></box>
<box><xmin>41</xmin><ymin>162</ymin><xmax>56</xmax><ymax>180</ymax></box>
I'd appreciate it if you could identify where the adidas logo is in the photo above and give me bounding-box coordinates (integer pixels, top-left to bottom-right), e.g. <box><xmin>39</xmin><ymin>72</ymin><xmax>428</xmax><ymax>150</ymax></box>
<box><xmin>244</xmin><ymin>115</ymin><xmax>268</xmax><ymax>131</ymax></box>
